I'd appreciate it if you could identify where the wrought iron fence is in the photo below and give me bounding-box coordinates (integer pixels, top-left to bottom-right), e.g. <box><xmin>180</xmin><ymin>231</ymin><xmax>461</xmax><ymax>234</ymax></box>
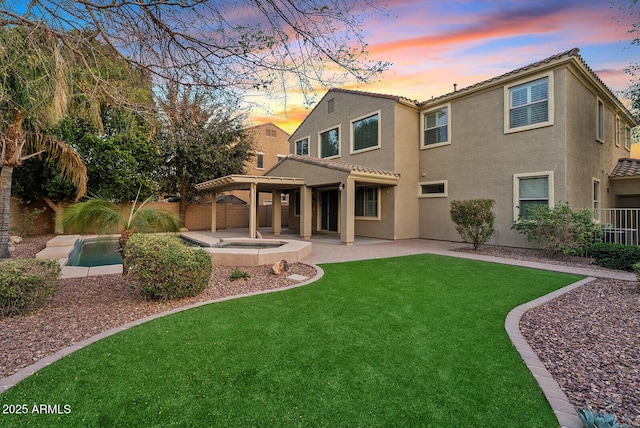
<box><xmin>595</xmin><ymin>208</ymin><xmax>640</xmax><ymax>245</ymax></box>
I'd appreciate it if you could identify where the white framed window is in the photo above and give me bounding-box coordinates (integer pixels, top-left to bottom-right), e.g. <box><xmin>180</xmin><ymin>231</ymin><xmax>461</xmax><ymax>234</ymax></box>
<box><xmin>625</xmin><ymin>126</ymin><xmax>632</xmax><ymax>150</ymax></box>
<box><xmin>504</xmin><ymin>73</ymin><xmax>554</xmax><ymax>133</ymax></box>
<box><xmin>319</xmin><ymin>126</ymin><xmax>340</xmax><ymax>159</ymax></box>
<box><xmin>355</xmin><ymin>185</ymin><xmax>379</xmax><ymax>219</ymax></box>
<box><xmin>615</xmin><ymin>117</ymin><xmax>621</xmax><ymax>147</ymax></box>
<box><xmin>256</xmin><ymin>152</ymin><xmax>264</xmax><ymax>169</ymax></box>
<box><xmin>351</xmin><ymin>112</ymin><xmax>380</xmax><ymax>153</ymax></box>
<box><xmin>513</xmin><ymin>171</ymin><xmax>554</xmax><ymax>220</ymax></box>
<box><xmin>596</xmin><ymin>98</ymin><xmax>605</xmax><ymax>143</ymax></box>
<box><xmin>418</xmin><ymin>180</ymin><xmax>448</xmax><ymax>198</ymax></box>
<box><xmin>421</xmin><ymin>104</ymin><xmax>451</xmax><ymax>148</ymax></box>
<box><xmin>295</xmin><ymin>137</ymin><xmax>309</xmax><ymax>156</ymax></box>
<box><xmin>592</xmin><ymin>178</ymin><xmax>601</xmax><ymax>222</ymax></box>
<box><xmin>327</xmin><ymin>98</ymin><xmax>335</xmax><ymax>114</ymax></box>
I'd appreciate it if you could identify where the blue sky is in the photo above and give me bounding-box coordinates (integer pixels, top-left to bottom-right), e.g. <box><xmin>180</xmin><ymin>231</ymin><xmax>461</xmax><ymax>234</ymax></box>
<box><xmin>249</xmin><ymin>0</ymin><xmax>639</xmax><ymax>134</ymax></box>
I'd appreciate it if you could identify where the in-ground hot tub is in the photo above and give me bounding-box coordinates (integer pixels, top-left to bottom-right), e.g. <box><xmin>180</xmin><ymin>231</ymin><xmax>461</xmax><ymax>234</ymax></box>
<box><xmin>180</xmin><ymin>233</ymin><xmax>312</xmax><ymax>266</ymax></box>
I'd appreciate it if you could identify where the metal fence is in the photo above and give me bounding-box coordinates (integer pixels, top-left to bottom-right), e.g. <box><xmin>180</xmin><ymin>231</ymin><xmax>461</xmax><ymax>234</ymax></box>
<box><xmin>595</xmin><ymin>208</ymin><xmax>640</xmax><ymax>245</ymax></box>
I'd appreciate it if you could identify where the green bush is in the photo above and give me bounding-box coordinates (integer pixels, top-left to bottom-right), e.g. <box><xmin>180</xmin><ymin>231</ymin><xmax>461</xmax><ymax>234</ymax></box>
<box><xmin>590</xmin><ymin>243</ymin><xmax>640</xmax><ymax>271</ymax></box>
<box><xmin>230</xmin><ymin>268</ymin><xmax>251</xmax><ymax>281</ymax></box>
<box><xmin>122</xmin><ymin>234</ymin><xmax>212</xmax><ymax>300</ymax></box>
<box><xmin>450</xmin><ymin>199</ymin><xmax>496</xmax><ymax>250</ymax></box>
<box><xmin>511</xmin><ymin>202</ymin><xmax>602</xmax><ymax>256</ymax></box>
<box><xmin>0</xmin><ymin>258</ymin><xmax>61</xmax><ymax>317</ymax></box>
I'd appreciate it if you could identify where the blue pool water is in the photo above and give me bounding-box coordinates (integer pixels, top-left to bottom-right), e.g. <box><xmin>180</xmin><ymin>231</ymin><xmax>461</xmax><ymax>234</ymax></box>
<box><xmin>66</xmin><ymin>239</ymin><xmax>122</xmax><ymax>267</ymax></box>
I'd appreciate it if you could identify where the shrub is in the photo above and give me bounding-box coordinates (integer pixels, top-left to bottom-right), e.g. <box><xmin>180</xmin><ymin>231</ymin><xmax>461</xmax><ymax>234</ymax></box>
<box><xmin>511</xmin><ymin>202</ymin><xmax>602</xmax><ymax>256</ymax></box>
<box><xmin>122</xmin><ymin>234</ymin><xmax>212</xmax><ymax>300</ymax></box>
<box><xmin>0</xmin><ymin>258</ymin><xmax>61</xmax><ymax>317</ymax></box>
<box><xmin>590</xmin><ymin>243</ymin><xmax>640</xmax><ymax>271</ymax></box>
<box><xmin>230</xmin><ymin>268</ymin><xmax>251</xmax><ymax>281</ymax></box>
<box><xmin>578</xmin><ymin>407</ymin><xmax>629</xmax><ymax>428</ymax></box>
<box><xmin>450</xmin><ymin>199</ymin><xmax>496</xmax><ymax>250</ymax></box>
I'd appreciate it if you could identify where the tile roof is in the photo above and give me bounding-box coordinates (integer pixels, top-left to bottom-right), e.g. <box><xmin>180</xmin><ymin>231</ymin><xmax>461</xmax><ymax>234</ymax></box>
<box><xmin>610</xmin><ymin>158</ymin><xmax>640</xmax><ymax>178</ymax></box>
<box><xmin>327</xmin><ymin>88</ymin><xmax>419</xmax><ymax>106</ymax></box>
<box><xmin>268</xmin><ymin>154</ymin><xmax>400</xmax><ymax>177</ymax></box>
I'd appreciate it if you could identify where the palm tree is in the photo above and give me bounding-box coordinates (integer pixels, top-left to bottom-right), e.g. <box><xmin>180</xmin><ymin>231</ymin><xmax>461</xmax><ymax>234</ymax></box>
<box><xmin>1</xmin><ymin>27</ymin><xmax>88</xmax><ymax>258</ymax></box>
<box><xmin>62</xmin><ymin>191</ymin><xmax>181</xmax><ymax>254</ymax></box>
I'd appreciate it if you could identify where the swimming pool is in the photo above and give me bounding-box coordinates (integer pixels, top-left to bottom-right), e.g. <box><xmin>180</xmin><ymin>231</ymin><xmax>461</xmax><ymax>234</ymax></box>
<box><xmin>66</xmin><ymin>239</ymin><xmax>122</xmax><ymax>267</ymax></box>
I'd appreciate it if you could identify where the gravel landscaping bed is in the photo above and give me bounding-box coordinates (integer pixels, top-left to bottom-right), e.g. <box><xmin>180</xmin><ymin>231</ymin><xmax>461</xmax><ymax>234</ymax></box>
<box><xmin>3</xmin><ymin>237</ymin><xmax>639</xmax><ymax>426</ymax></box>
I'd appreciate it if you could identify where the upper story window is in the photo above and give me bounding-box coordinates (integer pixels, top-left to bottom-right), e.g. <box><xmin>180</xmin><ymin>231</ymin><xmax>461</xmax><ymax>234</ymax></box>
<box><xmin>596</xmin><ymin>98</ymin><xmax>605</xmax><ymax>143</ymax></box>
<box><xmin>504</xmin><ymin>73</ymin><xmax>553</xmax><ymax>134</ymax></box>
<box><xmin>266</xmin><ymin>129</ymin><xmax>276</xmax><ymax>137</ymax></box>
<box><xmin>351</xmin><ymin>112</ymin><xmax>380</xmax><ymax>153</ymax></box>
<box><xmin>327</xmin><ymin>98</ymin><xmax>335</xmax><ymax>114</ymax></box>
<box><xmin>626</xmin><ymin>126</ymin><xmax>632</xmax><ymax>150</ymax></box>
<box><xmin>422</xmin><ymin>105</ymin><xmax>450</xmax><ymax>148</ymax></box>
<box><xmin>256</xmin><ymin>152</ymin><xmax>264</xmax><ymax>169</ymax></box>
<box><xmin>295</xmin><ymin>137</ymin><xmax>309</xmax><ymax>156</ymax></box>
<box><xmin>615</xmin><ymin>117</ymin><xmax>621</xmax><ymax>147</ymax></box>
<box><xmin>320</xmin><ymin>127</ymin><xmax>340</xmax><ymax>159</ymax></box>
<box><xmin>513</xmin><ymin>171</ymin><xmax>554</xmax><ymax>220</ymax></box>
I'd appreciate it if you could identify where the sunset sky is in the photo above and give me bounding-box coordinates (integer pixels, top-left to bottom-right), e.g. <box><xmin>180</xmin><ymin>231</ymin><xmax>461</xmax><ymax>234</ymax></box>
<box><xmin>248</xmin><ymin>0</ymin><xmax>639</xmax><ymax>137</ymax></box>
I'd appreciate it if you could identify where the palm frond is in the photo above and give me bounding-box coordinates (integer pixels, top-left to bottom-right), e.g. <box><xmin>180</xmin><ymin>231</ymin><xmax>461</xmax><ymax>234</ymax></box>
<box><xmin>62</xmin><ymin>197</ymin><xmax>124</xmax><ymax>234</ymax></box>
<box><xmin>130</xmin><ymin>206</ymin><xmax>181</xmax><ymax>233</ymax></box>
<box><xmin>25</xmin><ymin>133</ymin><xmax>87</xmax><ymax>200</ymax></box>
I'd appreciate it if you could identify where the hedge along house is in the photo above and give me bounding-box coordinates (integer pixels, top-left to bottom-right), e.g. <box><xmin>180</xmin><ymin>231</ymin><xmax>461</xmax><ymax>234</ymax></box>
<box><xmin>261</xmin><ymin>48</ymin><xmax>639</xmax><ymax>247</ymax></box>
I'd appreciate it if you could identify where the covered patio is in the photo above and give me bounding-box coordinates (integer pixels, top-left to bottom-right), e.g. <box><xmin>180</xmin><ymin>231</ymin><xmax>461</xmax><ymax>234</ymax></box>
<box><xmin>195</xmin><ymin>175</ymin><xmax>305</xmax><ymax>240</ymax></box>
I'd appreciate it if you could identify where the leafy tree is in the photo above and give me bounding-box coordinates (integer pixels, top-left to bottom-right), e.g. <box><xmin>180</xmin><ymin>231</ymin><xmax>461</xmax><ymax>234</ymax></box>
<box><xmin>450</xmin><ymin>199</ymin><xmax>496</xmax><ymax>250</ymax></box>
<box><xmin>157</xmin><ymin>84</ymin><xmax>254</xmax><ymax>218</ymax></box>
<box><xmin>13</xmin><ymin>110</ymin><xmax>164</xmax><ymax>233</ymax></box>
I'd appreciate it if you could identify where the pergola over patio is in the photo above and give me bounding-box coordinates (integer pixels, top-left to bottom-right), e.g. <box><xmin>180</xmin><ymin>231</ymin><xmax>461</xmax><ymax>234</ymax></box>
<box><xmin>195</xmin><ymin>175</ymin><xmax>305</xmax><ymax>239</ymax></box>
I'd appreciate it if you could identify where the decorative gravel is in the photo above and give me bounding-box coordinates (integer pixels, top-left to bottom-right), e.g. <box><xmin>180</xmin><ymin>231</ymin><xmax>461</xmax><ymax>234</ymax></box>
<box><xmin>3</xmin><ymin>237</ymin><xmax>640</xmax><ymax>426</ymax></box>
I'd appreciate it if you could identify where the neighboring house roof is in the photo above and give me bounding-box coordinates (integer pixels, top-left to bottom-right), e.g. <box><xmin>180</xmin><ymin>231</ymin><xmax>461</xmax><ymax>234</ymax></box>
<box><xmin>266</xmin><ymin>154</ymin><xmax>400</xmax><ymax>178</ymax></box>
<box><xmin>215</xmin><ymin>195</ymin><xmax>247</xmax><ymax>205</ymax></box>
<box><xmin>245</xmin><ymin>122</ymin><xmax>291</xmax><ymax>137</ymax></box>
<box><xmin>610</xmin><ymin>158</ymin><xmax>640</xmax><ymax>178</ymax></box>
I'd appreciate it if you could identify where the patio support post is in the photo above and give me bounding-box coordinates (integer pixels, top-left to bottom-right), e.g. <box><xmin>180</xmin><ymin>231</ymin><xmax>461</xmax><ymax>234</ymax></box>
<box><xmin>340</xmin><ymin>177</ymin><xmax>355</xmax><ymax>245</ymax></box>
<box><xmin>300</xmin><ymin>186</ymin><xmax>312</xmax><ymax>240</ymax></box>
<box><xmin>210</xmin><ymin>193</ymin><xmax>217</xmax><ymax>233</ymax></box>
<box><xmin>272</xmin><ymin>190</ymin><xmax>282</xmax><ymax>235</ymax></box>
<box><xmin>249</xmin><ymin>182</ymin><xmax>257</xmax><ymax>239</ymax></box>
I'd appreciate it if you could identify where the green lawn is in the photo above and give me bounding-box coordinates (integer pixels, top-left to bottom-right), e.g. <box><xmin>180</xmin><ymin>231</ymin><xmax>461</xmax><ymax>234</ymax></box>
<box><xmin>0</xmin><ymin>254</ymin><xmax>582</xmax><ymax>427</ymax></box>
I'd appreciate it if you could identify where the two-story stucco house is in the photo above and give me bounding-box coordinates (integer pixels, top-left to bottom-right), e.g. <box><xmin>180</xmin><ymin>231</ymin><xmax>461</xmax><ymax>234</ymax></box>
<box><xmin>260</xmin><ymin>48</ymin><xmax>639</xmax><ymax>247</ymax></box>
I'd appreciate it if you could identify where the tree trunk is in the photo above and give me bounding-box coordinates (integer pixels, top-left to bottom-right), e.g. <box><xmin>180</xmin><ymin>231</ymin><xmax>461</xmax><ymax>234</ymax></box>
<box><xmin>43</xmin><ymin>197</ymin><xmax>66</xmax><ymax>234</ymax></box>
<box><xmin>0</xmin><ymin>166</ymin><xmax>14</xmax><ymax>258</ymax></box>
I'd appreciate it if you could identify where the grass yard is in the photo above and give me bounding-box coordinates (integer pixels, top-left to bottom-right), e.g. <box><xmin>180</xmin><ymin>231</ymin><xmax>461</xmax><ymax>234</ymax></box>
<box><xmin>0</xmin><ymin>254</ymin><xmax>582</xmax><ymax>427</ymax></box>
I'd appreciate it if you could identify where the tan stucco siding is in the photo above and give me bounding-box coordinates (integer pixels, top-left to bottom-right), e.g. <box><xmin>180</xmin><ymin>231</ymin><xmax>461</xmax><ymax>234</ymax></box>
<box><xmin>565</xmin><ymin>65</ymin><xmax>635</xmax><ymax>210</ymax></box>
<box><xmin>289</xmin><ymin>91</ymin><xmax>398</xmax><ymax>172</ymax></box>
<box><xmin>392</xmin><ymin>103</ymin><xmax>420</xmax><ymax>239</ymax></box>
<box><xmin>417</xmin><ymin>69</ymin><xmax>569</xmax><ymax>247</ymax></box>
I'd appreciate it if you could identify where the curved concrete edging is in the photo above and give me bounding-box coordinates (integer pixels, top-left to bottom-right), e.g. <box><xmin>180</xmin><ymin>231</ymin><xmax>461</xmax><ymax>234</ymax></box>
<box><xmin>505</xmin><ymin>277</ymin><xmax>595</xmax><ymax>428</ymax></box>
<box><xmin>0</xmin><ymin>264</ymin><xmax>325</xmax><ymax>394</ymax></box>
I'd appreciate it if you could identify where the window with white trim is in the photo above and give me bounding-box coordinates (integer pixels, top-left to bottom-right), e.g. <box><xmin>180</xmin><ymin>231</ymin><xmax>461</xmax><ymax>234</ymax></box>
<box><xmin>295</xmin><ymin>137</ymin><xmax>309</xmax><ymax>156</ymax></box>
<box><xmin>256</xmin><ymin>152</ymin><xmax>264</xmax><ymax>169</ymax></box>
<box><xmin>597</xmin><ymin>99</ymin><xmax>605</xmax><ymax>143</ymax></box>
<box><xmin>625</xmin><ymin>126</ymin><xmax>632</xmax><ymax>150</ymax></box>
<box><xmin>593</xmin><ymin>179</ymin><xmax>600</xmax><ymax>221</ymax></box>
<box><xmin>422</xmin><ymin>105</ymin><xmax>450</xmax><ymax>147</ymax></box>
<box><xmin>615</xmin><ymin>117</ymin><xmax>621</xmax><ymax>147</ymax></box>
<box><xmin>419</xmin><ymin>180</ymin><xmax>448</xmax><ymax>198</ymax></box>
<box><xmin>508</xmin><ymin>77</ymin><xmax>549</xmax><ymax>129</ymax></box>
<box><xmin>320</xmin><ymin>127</ymin><xmax>340</xmax><ymax>158</ymax></box>
<box><xmin>513</xmin><ymin>172</ymin><xmax>554</xmax><ymax>220</ymax></box>
<box><xmin>327</xmin><ymin>98</ymin><xmax>335</xmax><ymax>114</ymax></box>
<box><xmin>355</xmin><ymin>186</ymin><xmax>379</xmax><ymax>218</ymax></box>
<box><xmin>351</xmin><ymin>112</ymin><xmax>380</xmax><ymax>153</ymax></box>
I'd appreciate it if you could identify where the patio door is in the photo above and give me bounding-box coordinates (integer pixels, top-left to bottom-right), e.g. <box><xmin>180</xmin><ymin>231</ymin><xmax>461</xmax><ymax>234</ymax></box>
<box><xmin>320</xmin><ymin>190</ymin><xmax>339</xmax><ymax>232</ymax></box>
